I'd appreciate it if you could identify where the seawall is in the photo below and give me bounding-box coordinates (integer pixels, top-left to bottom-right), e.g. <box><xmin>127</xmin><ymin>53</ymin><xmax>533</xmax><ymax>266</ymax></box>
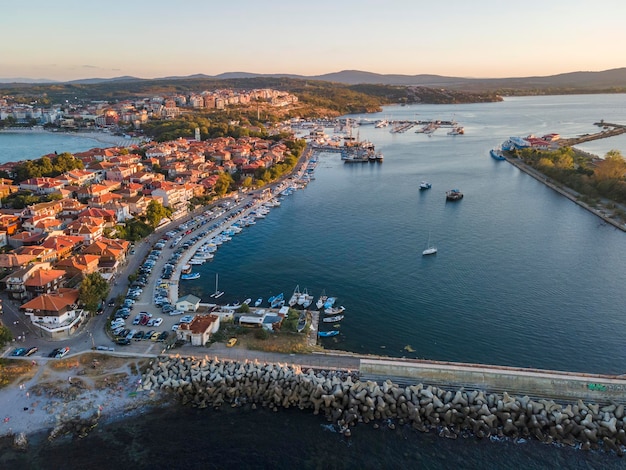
<box><xmin>140</xmin><ymin>356</ymin><xmax>626</xmax><ymax>453</ymax></box>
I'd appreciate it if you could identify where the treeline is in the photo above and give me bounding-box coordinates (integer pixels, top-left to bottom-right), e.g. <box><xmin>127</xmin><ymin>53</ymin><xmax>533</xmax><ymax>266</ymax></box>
<box><xmin>10</xmin><ymin>152</ymin><xmax>84</xmax><ymax>183</ymax></box>
<box><xmin>518</xmin><ymin>147</ymin><xmax>626</xmax><ymax>204</ymax></box>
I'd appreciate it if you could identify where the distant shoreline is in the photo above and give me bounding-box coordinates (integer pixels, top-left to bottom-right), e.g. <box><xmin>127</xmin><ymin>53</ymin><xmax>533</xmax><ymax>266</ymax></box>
<box><xmin>0</xmin><ymin>127</ymin><xmax>146</xmax><ymax>147</ymax></box>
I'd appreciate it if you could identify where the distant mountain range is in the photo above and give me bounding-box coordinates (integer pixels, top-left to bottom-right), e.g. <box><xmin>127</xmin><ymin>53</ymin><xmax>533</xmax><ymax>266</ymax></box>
<box><xmin>1</xmin><ymin>68</ymin><xmax>625</xmax><ymax>92</ymax></box>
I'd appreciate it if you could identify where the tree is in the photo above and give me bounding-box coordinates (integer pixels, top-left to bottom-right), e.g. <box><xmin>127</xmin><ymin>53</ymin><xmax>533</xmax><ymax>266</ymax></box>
<box><xmin>214</xmin><ymin>173</ymin><xmax>234</xmax><ymax>197</ymax></box>
<box><xmin>145</xmin><ymin>200</ymin><xmax>172</xmax><ymax>229</ymax></box>
<box><xmin>79</xmin><ymin>272</ymin><xmax>110</xmax><ymax>313</ymax></box>
<box><xmin>0</xmin><ymin>325</ymin><xmax>12</xmax><ymax>348</ymax></box>
<box><xmin>594</xmin><ymin>150</ymin><xmax>626</xmax><ymax>180</ymax></box>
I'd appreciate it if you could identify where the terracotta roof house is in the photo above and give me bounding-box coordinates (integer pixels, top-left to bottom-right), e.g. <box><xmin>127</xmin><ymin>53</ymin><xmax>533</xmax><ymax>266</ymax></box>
<box><xmin>83</xmin><ymin>237</ymin><xmax>129</xmax><ymax>272</ymax></box>
<box><xmin>41</xmin><ymin>235</ymin><xmax>84</xmax><ymax>260</ymax></box>
<box><xmin>20</xmin><ymin>288</ymin><xmax>85</xmax><ymax>338</ymax></box>
<box><xmin>65</xmin><ymin>217</ymin><xmax>105</xmax><ymax>243</ymax></box>
<box><xmin>176</xmin><ymin>314</ymin><xmax>220</xmax><ymax>346</ymax></box>
<box><xmin>0</xmin><ymin>214</ymin><xmax>21</xmax><ymax>235</ymax></box>
<box><xmin>56</xmin><ymin>254</ymin><xmax>100</xmax><ymax>278</ymax></box>
<box><xmin>24</xmin><ymin>268</ymin><xmax>66</xmax><ymax>298</ymax></box>
<box><xmin>26</xmin><ymin>200</ymin><xmax>63</xmax><ymax>219</ymax></box>
<box><xmin>8</xmin><ymin>231</ymin><xmax>46</xmax><ymax>249</ymax></box>
<box><xmin>1</xmin><ymin>262</ymin><xmax>52</xmax><ymax>301</ymax></box>
<box><xmin>0</xmin><ymin>253</ymin><xmax>37</xmax><ymax>269</ymax></box>
<box><xmin>14</xmin><ymin>245</ymin><xmax>56</xmax><ymax>264</ymax></box>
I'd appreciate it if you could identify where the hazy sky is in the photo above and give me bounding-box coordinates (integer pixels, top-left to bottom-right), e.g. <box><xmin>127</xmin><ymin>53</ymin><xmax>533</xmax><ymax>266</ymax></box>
<box><xmin>3</xmin><ymin>0</ymin><xmax>624</xmax><ymax>81</ymax></box>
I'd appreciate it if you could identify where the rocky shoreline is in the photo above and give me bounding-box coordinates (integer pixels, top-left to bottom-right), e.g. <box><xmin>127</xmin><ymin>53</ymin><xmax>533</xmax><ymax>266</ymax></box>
<box><xmin>141</xmin><ymin>355</ymin><xmax>626</xmax><ymax>455</ymax></box>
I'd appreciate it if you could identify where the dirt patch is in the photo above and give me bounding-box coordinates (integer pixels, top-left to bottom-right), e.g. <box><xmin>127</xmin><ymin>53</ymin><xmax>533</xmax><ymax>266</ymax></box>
<box><xmin>0</xmin><ymin>359</ymin><xmax>36</xmax><ymax>388</ymax></box>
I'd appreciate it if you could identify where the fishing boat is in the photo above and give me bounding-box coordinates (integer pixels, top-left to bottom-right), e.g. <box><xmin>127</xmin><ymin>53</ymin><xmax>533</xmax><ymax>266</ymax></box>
<box><xmin>318</xmin><ymin>330</ymin><xmax>339</xmax><ymax>337</ymax></box>
<box><xmin>446</xmin><ymin>189</ymin><xmax>463</xmax><ymax>201</ymax></box>
<box><xmin>243</xmin><ymin>298</ymin><xmax>252</xmax><ymax>305</ymax></box>
<box><xmin>419</xmin><ymin>181</ymin><xmax>432</xmax><ymax>190</ymax></box>
<box><xmin>302</xmin><ymin>289</ymin><xmax>314</xmax><ymax>308</ymax></box>
<box><xmin>447</xmin><ymin>126</ymin><xmax>465</xmax><ymax>135</ymax></box>
<box><xmin>181</xmin><ymin>272</ymin><xmax>200</xmax><ymax>280</ymax></box>
<box><xmin>254</xmin><ymin>298</ymin><xmax>263</xmax><ymax>307</ymax></box>
<box><xmin>323</xmin><ymin>315</ymin><xmax>344</xmax><ymax>323</ymax></box>
<box><xmin>270</xmin><ymin>293</ymin><xmax>284</xmax><ymax>308</ymax></box>
<box><xmin>422</xmin><ymin>232</ymin><xmax>437</xmax><ymax>256</ymax></box>
<box><xmin>181</xmin><ymin>264</ymin><xmax>192</xmax><ymax>274</ymax></box>
<box><xmin>289</xmin><ymin>285</ymin><xmax>300</xmax><ymax>307</ymax></box>
<box><xmin>210</xmin><ymin>273</ymin><xmax>224</xmax><ymax>298</ymax></box>
<box><xmin>323</xmin><ymin>297</ymin><xmax>336</xmax><ymax>309</ymax></box>
<box><xmin>324</xmin><ymin>306</ymin><xmax>345</xmax><ymax>315</ymax></box>
<box><xmin>316</xmin><ymin>290</ymin><xmax>327</xmax><ymax>310</ymax></box>
<box><xmin>375</xmin><ymin>151</ymin><xmax>384</xmax><ymax>162</ymax></box>
<box><xmin>490</xmin><ymin>148</ymin><xmax>506</xmax><ymax>160</ymax></box>
<box><xmin>188</xmin><ymin>259</ymin><xmax>204</xmax><ymax>265</ymax></box>
<box><xmin>297</xmin><ymin>312</ymin><xmax>307</xmax><ymax>332</ymax></box>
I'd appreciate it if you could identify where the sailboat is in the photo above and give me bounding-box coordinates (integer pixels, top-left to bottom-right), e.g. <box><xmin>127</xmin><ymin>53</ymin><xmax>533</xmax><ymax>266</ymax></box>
<box><xmin>210</xmin><ymin>273</ymin><xmax>224</xmax><ymax>298</ymax></box>
<box><xmin>422</xmin><ymin>232</ymin><xmax>437</xmax><ymax>256</ymax></box>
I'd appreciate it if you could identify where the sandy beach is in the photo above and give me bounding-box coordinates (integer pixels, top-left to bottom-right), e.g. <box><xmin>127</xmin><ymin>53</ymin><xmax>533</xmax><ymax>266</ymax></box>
<box><xmin>0</xmin><ymin>353</ymin><xmax>162</xmax><ymax>443</ymax></box>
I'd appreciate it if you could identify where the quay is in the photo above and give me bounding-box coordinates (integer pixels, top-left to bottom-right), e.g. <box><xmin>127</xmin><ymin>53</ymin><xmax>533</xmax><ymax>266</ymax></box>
<box><xmin>558</xmin><ymin>121</ymin><xmax>626</xmax><ymax>146</ymax></box>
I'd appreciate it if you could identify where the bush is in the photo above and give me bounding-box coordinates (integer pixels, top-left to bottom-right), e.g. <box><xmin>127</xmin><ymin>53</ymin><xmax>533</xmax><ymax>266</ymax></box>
<box><xmin>254</xmin><ymin>328</ymin><xmax>270</xmax><ymax>340</ymax></box>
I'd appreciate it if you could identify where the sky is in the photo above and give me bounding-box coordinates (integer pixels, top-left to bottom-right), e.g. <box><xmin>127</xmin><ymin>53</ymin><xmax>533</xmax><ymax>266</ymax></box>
<box><xmin>2</xmin><ymin>0</ymin><xmax>625</xmax><ymax>82</ymax></box>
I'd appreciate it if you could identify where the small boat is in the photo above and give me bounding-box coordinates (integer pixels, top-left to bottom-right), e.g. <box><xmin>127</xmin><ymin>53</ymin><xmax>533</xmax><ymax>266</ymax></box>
<box><xmin>181</xmin><ymin>272</ymin><xmax>200</xmax><ymax>280</ymax></box>
<box><xmin>297</xmin><ymin>312</ymin><xmax>307</xmax><ymax>332</ymax></box>
<box><xmin>302</xmin><ymin>289</ymin><xmax>314</xmax><ymax>308</ymax></box>
<box><xmin>318</xmin><ymin>330</ymin><xmax>339</xmax><ymax>337</ymax></box>
<box><xmin>254</xmin><ymin>298</ymin><xmax>263</xmax><ymax>307</ymax></box>
<box><xmin>324</xmin><ymin>306</ymin><xmax>345</xmax><ymax>315</ymax></box>
<box><xmin>490</xmin><ymin>148</ymin><xmax>506</xmax><ymax>160</ymax></box>
<box><xmin>404</xmin><ymin>345</ymin><xmax>416</xmax><ymax>353</ymax></box>
<box><xmin>419</xmin><ymin>181</ymin><xmax>432</xmax><ymax>190</ymax></box>
<box><xmin>446</xmin><ymin>189</ymin><xmax>463</xmax><ymax>201</ymax></box>
<box><xmin>289</xmin><ymin>285</ymin><xmax>300</xmax><ymax>307</ymax></box>
<box><xmin>210</xmin><ymin>273</ymin><xmax>224</xmax><ymax>298</ymax></box>
<box><xmin>422</xmin><ymin>232</ymin><xmax>437</xmax><ymax>256</ymax></box>
<box><xmin>226</xmin><ymin>338</ymin><xmax>237</xmax><ymax>347</ymax></box>
<box><xmin>323</xmin><ymin>297</ymin><xmax>336</xmax><ymax>309</ymax></box>
<box><xmin>181</xmin><ymin>264</ymin><xmax>192</xmax><ymax>274</ymax></box>
<box><xmin>375</xmin><ymin>151</ymin><xmax>384</xmax><ymax>162</ymax></box>
<box><xmin>270</xmin><ymin>293</ymin><xmax>284</xmax><ymax>308</ymax></box>
<box><xmin>323</xmin><ymin>315</ymin><xmax>344</xmax><ymax>323</ymax></box>
<box><xmin>243</xmin><ymin>298</ymin><xmax>252</xmax><ymax>305</ymax></box>
<box><xmin>316</xmin><ymin>290</ymin><xmax>327</xmax><ymax>310</ymax></box>
<box><xmin>188</xmin><ymin>259</ymin><xmax>204</xmax><ymax>265</ymax></box>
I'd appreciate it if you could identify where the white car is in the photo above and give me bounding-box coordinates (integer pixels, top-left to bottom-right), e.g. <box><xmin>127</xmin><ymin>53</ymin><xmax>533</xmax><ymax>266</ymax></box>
<box><xmin>153</xmin><ymin>318</ymin><xmax>163</xmax><ymax>327</ymax></box>
<box><xmin>169</xmin><ymin>310</ymin><xmax>183</xmax><ymax>316</ymax></box>
<box><xmin>171</xmin><ymin>324</ymin><xmax>180</xmax><ymax>331</ymax></box>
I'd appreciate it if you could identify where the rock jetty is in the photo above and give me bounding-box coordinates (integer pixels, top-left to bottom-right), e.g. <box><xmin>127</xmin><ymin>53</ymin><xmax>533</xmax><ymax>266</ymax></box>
<box><xmin>142</xmin><ymin>356</ymin><xmax>626</xmax><ymax>454</ymax></box>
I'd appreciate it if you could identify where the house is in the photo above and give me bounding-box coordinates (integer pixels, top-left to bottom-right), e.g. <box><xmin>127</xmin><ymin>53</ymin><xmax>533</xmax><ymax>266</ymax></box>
<box><xmin>176</xmin><ymin>314</ymin><xmax>220</xmax><ymax>346</ymax></box>
<box><xmin>20</xmin><ymin>288</ymin><xmax>85</xmax><ymax>339</ymax></box>
<box><xmin>56</xmin><ymin>254</ymin><xmax>101</xmax><ymax>278</ymax></box>
<box><xmin>24</xmin><ymin>268</ymin><xmax>66</xmax><ymax>299</ymax></box>
<box><xmin>1</xmin><ymin>263</ymin><xmax>51</xmax><ymax>301</ymax></box>
<box><xmin>175</xmin><ymin>294</ymin><xmax>201</xmax><ymax>312</ymax></box>
<box><xmin>82</xmin><ymin>237</ymin><xmax>129</xmax><ymax>272</ymax></box>
<box><xmin>41</xmin><ymin>235</ymin><xmax>84</xmax><ymax>261</ymax></box>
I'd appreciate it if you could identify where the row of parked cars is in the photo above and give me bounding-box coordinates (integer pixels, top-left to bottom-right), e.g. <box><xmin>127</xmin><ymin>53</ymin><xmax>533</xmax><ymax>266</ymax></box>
<box><xmin>113</xmin><ymin>327</ymin><xmax>169</xmax><ymax>343</ymax></box>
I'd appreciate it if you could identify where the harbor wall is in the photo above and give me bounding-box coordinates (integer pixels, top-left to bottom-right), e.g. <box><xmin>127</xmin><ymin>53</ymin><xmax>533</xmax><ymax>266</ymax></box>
<box><xmin>140</xmin><ymin>356</ymin><xmax>626</xmax><ymax>453</ymax></box>
<box><xmin>359</xmin><ymin>359</ymin><xmax>626</xmax><ymax>404</ymax></box>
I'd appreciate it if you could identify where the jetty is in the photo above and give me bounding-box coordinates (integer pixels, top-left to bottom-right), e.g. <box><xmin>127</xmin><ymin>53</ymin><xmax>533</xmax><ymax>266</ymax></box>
<box><xmin>558</xmin><ymin>121</ymin><xmax>626</xmax><ymax>146</ymax></box>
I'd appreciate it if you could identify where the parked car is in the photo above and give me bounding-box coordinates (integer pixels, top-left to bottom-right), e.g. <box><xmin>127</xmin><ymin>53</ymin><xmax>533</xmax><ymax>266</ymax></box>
<box><xmin>55</xmin><ymin>347</ymin><xmax>70</xmax><ymax>358</ymax></box>
<box><xmin>24</xmin><ymin>346</ymin><xmax>38</xmax><ymax>356</ymax></box>
<box><xmin>150</xmin><ymin>331</ymin><xmax>161</xmax><ymax>341</ymax></box>
<box><xmin>157</xmin><ymin>331</ymin><xmax>169</xmax><ymax>342</ymax></box>
<box><xmin>11</xmin><ymin>347</ymin><xmax>26</xmax><ymax>356</ymax></box>
<box><xmin>152</xmin><ymin>318</ymin><xmax>163</xmax><ymax>327</ymax></box>
<box><xmin>48</xmin><ymin>348</ymin><xmax>61</xmax><ymax>358</ymax></box>
<box><xmin>115</xmin><ymin>338</ymin><xmax>131</xmax><ymax>346</ymax></box>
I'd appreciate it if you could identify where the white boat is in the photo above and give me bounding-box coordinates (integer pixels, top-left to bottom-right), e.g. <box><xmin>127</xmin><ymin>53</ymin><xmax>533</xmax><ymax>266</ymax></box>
<box><xmin>324</xmin><ymin>306</ymin><xmax>345</xmax><ymax>315</ymax></box>
<box><xmin>323</xmin><ymin>315</ymin><xmax>344</xmax><ymax>323</ymax></box>
<box><xmin>422</xmin><ymin>232</ymin><xmax>437</xmax><ymax>256</ymax></box>
<box><xmin>188</xmin><ymin>258</ymin><xmax>205</xmax><ymax>265</ymax></box>
<box><xmin>419</xmin><ymin>181</ymin><xmax>432</xmax><ymax>190</ymax></box>
<box><xmin>210</xmin><ymin>273</ymin><xmax>224</xmax><ymax>298</ymax></box>
<box><xmin>302</xmin><ymin>289</ymin><xmax>314</xmax><ymax>308</ymax></box>
<box><xmin>181</xmin><ymin>264</ymin><xmax>192</xmax><ymax>274</ymax></box>
<box><xmin>316</xmin><ymin>290</ymin><xmax>327</xmax><ymax>310</ymax></box>
<box><xmin>254</xmin><ymin>298</ymin><xmax>263</xmax><ymax>307</ymax></box>
<box><xmin>243</xmin><ymin>298</ymin><xmax>252</xmax><ymax>305</ymax></box>
<box><xmin>289</xmin><ymin>285</ymin><xmax>300</xmax><ymax>307</ymax></box>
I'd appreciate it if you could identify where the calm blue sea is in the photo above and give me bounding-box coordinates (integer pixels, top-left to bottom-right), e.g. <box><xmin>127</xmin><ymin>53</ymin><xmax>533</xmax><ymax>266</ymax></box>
<box><xmin>2</xmin><ymin>95</ymin><xmax>626</xmax><ymax>468</ymax></box>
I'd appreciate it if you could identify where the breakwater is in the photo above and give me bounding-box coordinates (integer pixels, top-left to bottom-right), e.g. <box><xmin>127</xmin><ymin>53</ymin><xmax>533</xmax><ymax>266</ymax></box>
<box><xmin>140</xmin><ymin>356</ymin><xmax>626</xmax><ymax>454</ymax></box>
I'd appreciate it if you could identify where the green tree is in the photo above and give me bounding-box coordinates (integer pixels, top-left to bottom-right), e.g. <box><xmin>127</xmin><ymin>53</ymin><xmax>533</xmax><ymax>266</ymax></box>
<box><xmin>0</xmin><ymin>324</ymin><xmax>13</xmax><ymax>348</ymax></box>
<box><xmin>145</xmin><ymin>200</ymin><xmax>172</xmax><ymax>229</ymax></box>
<box><xmin>78</xmin><ymin>272</ymin><xmax>110</xmax><ymax>313</ymax></box>
<box><xmin>214</xmin><ymin>173</ymin><xmax>234</xmax><ymax>196</ymax></box>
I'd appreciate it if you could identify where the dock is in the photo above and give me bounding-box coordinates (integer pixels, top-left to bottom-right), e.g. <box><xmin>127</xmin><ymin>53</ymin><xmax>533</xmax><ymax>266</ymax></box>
<box><xmin>558</xmin><ymin>121</ymin><xmax>626</xmax><ymax>146</ymax></box>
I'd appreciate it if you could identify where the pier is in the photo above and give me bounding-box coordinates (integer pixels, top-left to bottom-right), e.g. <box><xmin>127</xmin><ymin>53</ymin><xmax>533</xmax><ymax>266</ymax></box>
<box><xmin>558</xmin><ymin>121</ymin><xmax>626</xmax><ymax>146</ymax></box>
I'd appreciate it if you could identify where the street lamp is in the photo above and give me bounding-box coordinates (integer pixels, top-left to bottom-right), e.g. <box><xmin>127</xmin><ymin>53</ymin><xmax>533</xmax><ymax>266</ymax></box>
<box><xmin>88</xmin><ymin>331</ymin><xmax>95</xmax><ymax>350</ymax></box>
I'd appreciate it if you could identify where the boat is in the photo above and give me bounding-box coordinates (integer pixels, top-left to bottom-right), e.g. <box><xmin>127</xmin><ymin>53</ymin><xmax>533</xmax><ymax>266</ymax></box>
<box><xmin>188</xmin><ymin>259</ymin><xmax>204</xmax><ymax>265</ymax></box>
<box><xmin>447</xmin><ymin>126</ymin><xmax>465</xmax><ymax>135</ymax></box>
<box><xmin>323</xmin><ymin>315</ymin><xmax>344</xmax><ymax>323</ymax></box>
<box><xmin>181</xmin><ymin>264</ymin><xmax>192</xmax><ymax>274</ymax></box>
<box><xmin>302</xmin><ymin>289</ymin><xmax>314</xmax><ymax>308</ymax></box>
<box><xmin>422</xmin><ymin>232</ymin><xmax>437</xmax><ymax>256</ymax></box>
<box><xmin>324</xmin><ymin>306</ymin><xmax>345</xmax><ymax>315</ymax></box>
<box><xmin>297</xmin><ymin>312</ymin><xmax>307</xmax><ymax>332</ymax></box>
<box><xmin>318</xmin><ymin>330</ymin><xmax>339</xmax><ymax>337</ymax></box>
<box><xmin>490</xmin><ymin>148</ymin><xmax>506</xmax><ymax>160</ymax></box>
<box><xmin>210</xmin><ymin>273</ymin><xmax>224</xmax><ymax>298</ymax></box>
<box><xmin>270</xmin><ymin>293</ymin><xmax>284</xmax><ymax>308</ymax></box>
<box><xmin>323</xmin><ymin>297</ymin><xmax>336</xmax><ymax>309</ymax></box>
<box><xmin>181</xmin><ymin>272</ymin><xmax>200</xmax><ymax>280</ymax></box>
<box><xmin>254</xmin><ymin>298</ymin><xmax>263</xmax><ymax>307</ymax></box>
<box><xmin>316</xmin><ymin>290</ymin><xmax>327</xmax><ymax>310</ymax></box>
<box><xmin>419</xmin><ymin>181</ymin><xmax>432</xmax><ymax>190</ymax></box>
<box><xmin>243</xmin><ymin>298</ymin><xmax>252</xmax><ymax>305</ymax></box>
<box><xmin>446</xmin><ymin>189</ymin><xmax>463</xmax><ymax>201</ymax></box>
<box><xmin>226</xmin><ymin>338</ymin><xmax>237</xmax><ymax>347</ymax></box>
<box><xmin>375</xmin><ymin>151</ymin><xmax>384</xmax><ymax>162</ymax></box>
<box><xmin>289</xmin><ymin>285</ymin><xmax>301</xmax><ymax>307</ymax></box>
